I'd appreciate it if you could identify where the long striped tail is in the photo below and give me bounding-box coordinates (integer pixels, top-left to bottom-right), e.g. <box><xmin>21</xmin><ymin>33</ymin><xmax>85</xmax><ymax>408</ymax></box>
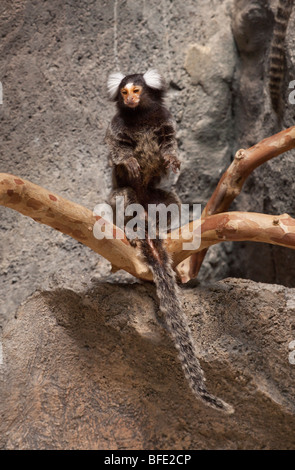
<box><xmin>269</xmin><ymin>0</ymin><xmax>294</xmax><ymax>115</ymax></box>
<box><xmin>141</xmin><ymin>238</ymin><xmax>234</xmax><ymax>414</ymax></box>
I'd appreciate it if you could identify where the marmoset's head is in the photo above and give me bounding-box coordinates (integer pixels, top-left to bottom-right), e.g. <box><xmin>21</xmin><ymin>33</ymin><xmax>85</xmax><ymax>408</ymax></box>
<box><xmin>107</xmin><ymin>69</ymin><xmax>166</xmax><ymax>109</ymax></box>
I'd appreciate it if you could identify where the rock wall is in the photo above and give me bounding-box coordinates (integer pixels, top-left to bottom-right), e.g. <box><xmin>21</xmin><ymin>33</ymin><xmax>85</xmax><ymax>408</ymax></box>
<box><xmin>1</xmin><ymin>0</ymin><xmax>295</xmax><ymax>450</ymax></box>
<box><xmin>1</xmin><ymin>1</ymin><xmax>295</xmax><ymax>323</ymax></box>
<box><xmin>0</xmin><ymin>0</ymin><xmax>237</xmax><ymax>323</ymax></box>
<box><xmin>1</xmin><ymin>278</ymin><xmax>295</xmax><ymax>450</ymax></box>
<box><xmin>229</xmin><ymin>0</ymin><xmax>295</xmax><ymax>286</ymax></box>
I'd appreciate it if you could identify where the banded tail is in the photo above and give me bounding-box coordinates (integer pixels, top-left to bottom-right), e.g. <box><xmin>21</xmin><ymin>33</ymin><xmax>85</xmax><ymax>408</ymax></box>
<box><xmin>141</xmin><ymin>238</ymin><xmax>234</xmax><ymax>415</ymax></box>
<box><xmin>269</xmin><ymin>0</ymin><xmax>294</xmax><ymax>114</ymax></box>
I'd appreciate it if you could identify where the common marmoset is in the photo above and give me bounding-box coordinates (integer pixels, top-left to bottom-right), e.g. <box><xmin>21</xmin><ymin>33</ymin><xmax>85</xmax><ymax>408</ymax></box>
<box><xmin>105</xmin><ymin>69</ymin><xmax>233</xmax><ymax>414</ymax></box>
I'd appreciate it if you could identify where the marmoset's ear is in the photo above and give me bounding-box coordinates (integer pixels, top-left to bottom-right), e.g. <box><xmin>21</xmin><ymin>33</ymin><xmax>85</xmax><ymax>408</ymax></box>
<box><xmin>143</xmin><ymin>69</ymin><xmax>164</xmax><ymax>90</ymax></box>
<box><xmin>107</xmin><ymin>72</ymin><xmax>125</xmax><ymax>99</ymax></box>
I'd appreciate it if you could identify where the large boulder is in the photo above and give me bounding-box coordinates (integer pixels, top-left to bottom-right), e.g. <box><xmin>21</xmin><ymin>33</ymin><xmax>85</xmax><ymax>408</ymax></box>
<box><xmin>1</xmin><ymin>278</ymin><xmax>295</xmax><ymax>449</ymax></box>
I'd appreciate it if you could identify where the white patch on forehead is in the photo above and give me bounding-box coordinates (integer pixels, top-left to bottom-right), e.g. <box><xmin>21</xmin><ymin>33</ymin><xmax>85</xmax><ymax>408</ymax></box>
<box><xmin>125</xmin><ymin>83</ymin><xmax>134</xmax><ymax>91</ymax></box>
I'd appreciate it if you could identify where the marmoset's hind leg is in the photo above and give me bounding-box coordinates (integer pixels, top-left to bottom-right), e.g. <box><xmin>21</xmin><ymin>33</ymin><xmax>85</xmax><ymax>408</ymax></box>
<box><xmin>144</xmin><ymin>187</ymin><xmax>181</xmax><ymax>235</ymax></box>
<box><xmin>108</xmin><ymin>186</ymin><xmax>145</xmax><ymax>246</ymax></box>
<box><xmin>108</xmin><ymin>187</ymin><xmax>138</xmax><ymax>224</ymax></box>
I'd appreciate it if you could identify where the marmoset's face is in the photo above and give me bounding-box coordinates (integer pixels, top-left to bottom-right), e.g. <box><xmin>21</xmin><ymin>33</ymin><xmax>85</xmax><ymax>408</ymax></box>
<box><xmin>120</xmin><ymin>83</ymin><xmax>143</xmax><ymax>108</ymax></box>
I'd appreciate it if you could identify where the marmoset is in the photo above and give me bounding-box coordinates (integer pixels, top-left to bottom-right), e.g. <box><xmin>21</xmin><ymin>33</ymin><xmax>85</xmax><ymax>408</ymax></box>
<box><xmin>105</xmin><ymin>69</ymin><xmax>233</xmax><ymax>414</ymax></box>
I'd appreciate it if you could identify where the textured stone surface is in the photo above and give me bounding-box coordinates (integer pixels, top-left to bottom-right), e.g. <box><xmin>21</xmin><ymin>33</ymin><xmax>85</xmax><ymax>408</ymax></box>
<box><xmin>0</xmin><ymin>0</ymin><xmax>236</xmax><ymax>323</ymax></box>
<box><xmin>1</xmin><ymin>0</ymin><xmax>295</xmax><ymax>451</ymax></box>
<box><xmin>1</xmin><ymin>278</ymin><xmax>295</xmax><ymax>450</ymax></box>
<box><xmin>229</xmin><ymin>0</ymin><xmax>295</xmax><ymax>286</ymax></box>
<box><xmin>1</xmin><ymin>0</ymin><xmax>295</xmax><ymax>324</ymax></box>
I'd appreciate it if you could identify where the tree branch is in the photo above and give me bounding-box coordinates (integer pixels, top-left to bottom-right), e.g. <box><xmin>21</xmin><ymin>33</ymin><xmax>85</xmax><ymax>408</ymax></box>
<box><xmin>1</xmin><ymin>173</ymin><xmax>295</xmax><ymax>284</ymax></box>
<box><xmin>176</xmin><ymin>125</ymin><xmax>295</xmax><ymax>283</ymax></box>
<box><xmin>0</xmin><ymin>173</ymin><xmax>152</xmax><ymax>281</ymax></box>
<box><xmin>166</xmin><ymin>212</ymin><xmax>295</xmax><ymax>267</ymax></box>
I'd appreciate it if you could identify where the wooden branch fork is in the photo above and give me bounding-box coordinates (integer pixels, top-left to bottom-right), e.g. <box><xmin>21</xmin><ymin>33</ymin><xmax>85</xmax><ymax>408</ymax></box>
<box><xmin>176</xmin><ymin>125</ymin><xmax>295</xmax><ymax>282</ymax></box>
<box><xmin>1</xmin><ymin>125</ymin><xmax>295</xmax><ymax>283</ymax></box>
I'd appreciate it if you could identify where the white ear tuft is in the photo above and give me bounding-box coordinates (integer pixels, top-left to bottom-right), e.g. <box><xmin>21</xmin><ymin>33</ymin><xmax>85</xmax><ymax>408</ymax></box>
<box><xmin>143</xmin><ymin>69</ymin><xmax>163</xmax><ymax>90</ymax></box>
<box><xmin>107</xmin><ymin>72</ymin><xmax>125</xmax><ymax>99</ymax></box>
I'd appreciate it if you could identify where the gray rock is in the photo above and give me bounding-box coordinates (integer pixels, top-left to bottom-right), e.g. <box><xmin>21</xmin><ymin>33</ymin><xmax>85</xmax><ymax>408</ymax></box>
<box><xmin>1</xmin><ymin>0</ymin><xmax>295</xmax><ymax>450</ymax></box>
<box><xmin>0</xmin><ymin>0</ymin><xmax>236</xmax><ymax>323</ymax></box>
<box><xmin>1</xmin><ymin>278</ymin><xmax>295</xmax><ymax>449</ymax></box>
<box><xmin>229</xmin><ymin>0</ymin><xmax>295</xmax><ymax>286</ymax></box>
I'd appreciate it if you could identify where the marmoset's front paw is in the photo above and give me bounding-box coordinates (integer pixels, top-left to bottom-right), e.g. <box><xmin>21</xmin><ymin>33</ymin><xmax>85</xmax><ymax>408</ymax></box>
<box><xmin>163</xmin><ymin>154</ymin><xmax>181</xmax><ymax>174</ymax></box>
<box><xmin>125</xmin><ymin>157</ymin><xmax>141</xmax><ymax>181</ymax></box>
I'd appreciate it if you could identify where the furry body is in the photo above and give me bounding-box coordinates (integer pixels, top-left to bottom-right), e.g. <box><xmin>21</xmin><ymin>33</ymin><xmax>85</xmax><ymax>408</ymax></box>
<box><xmin>105</xmin><ymin>73</ymin><xmax>178</xmax><ymax>197</ymax></box>
<box><xmin>105</xmin><ymin>70</ymin><xmax>233</xmax><ymax>414</ymax></box>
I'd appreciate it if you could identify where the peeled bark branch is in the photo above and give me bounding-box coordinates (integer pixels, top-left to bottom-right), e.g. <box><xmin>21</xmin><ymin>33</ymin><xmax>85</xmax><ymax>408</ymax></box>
<box><xmin>167</xmin><ymin>212</ymin><xmax>295</xmax><ymax>267</ymax></box>
<box><xmin>1</xmin><ymin>174</ymin><xmax>295</xmax><ymax>284</ymax></box>
<box><xmin>176</xmin><ymin>125</ymin><xmax>295</xmax><ymax>283</ymax></box>
<box><xmin>0</xmin><ymin>173</ymin><xmax>151</xmax><ymax>281</ymax></box>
